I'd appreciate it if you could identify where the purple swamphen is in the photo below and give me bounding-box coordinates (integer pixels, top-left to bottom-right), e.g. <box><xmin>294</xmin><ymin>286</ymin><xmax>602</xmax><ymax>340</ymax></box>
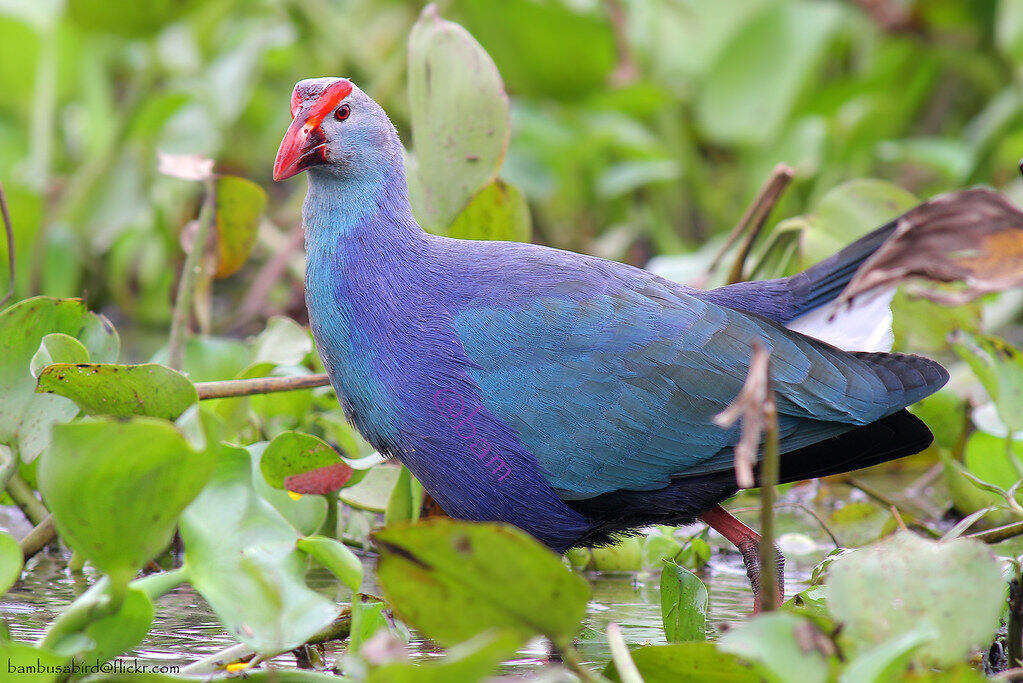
<box><xmin>273</xmin><ymin>78</ymin><xmax>948</xmax><ymax>610</ymax></box>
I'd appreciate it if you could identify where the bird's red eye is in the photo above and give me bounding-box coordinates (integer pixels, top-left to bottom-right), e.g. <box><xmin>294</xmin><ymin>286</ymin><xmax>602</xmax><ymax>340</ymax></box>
<box><xmin>334</xmin><ymin>104</ymin><xmax>351</xmax><ymax>121</ymax></box>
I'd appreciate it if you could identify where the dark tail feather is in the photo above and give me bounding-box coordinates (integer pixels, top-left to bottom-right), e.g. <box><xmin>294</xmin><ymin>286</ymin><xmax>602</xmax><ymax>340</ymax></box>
<box><xmin>785</xmin><ymin>219</ymin><xmax>899</xmax><ymax>319</ymax></box>
<box><xmin>766</xmin><ymin>409</ymin><xmax>933</xmax><ymax>485</ymax></box>
<box><xmin>703</xmin><ymin>218</ymin><xmax>898</xmax><ymax>323</ymax></box>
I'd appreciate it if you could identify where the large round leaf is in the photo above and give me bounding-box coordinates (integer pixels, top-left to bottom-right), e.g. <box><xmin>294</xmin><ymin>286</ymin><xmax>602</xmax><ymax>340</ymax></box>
<box><xmin>37</xmin><ymin>417</ymin><xmax>215</xmax><ymax>579</ymax></box>
<box><xmin>408</xmin><ymin>5</ymin><xmax>509</xmax><ymax>230</ymax></box>
<box><xmin>35</xmin><ymin>363</ymin><xmax>198</xmax><ymax>420</ymax></box>
<box><xmin>180</xmin><ymin>446</ymin><xmax>339</xmax><ymax>654</ymax></box>
<box><xmin>373</xmin><ymin>519</ymin><xmax>589</xmax><ymax>648</ymax></box>
<box><xmin>0</xmin><ymin>297</ymin><xmax>118</xmax><ymax>462</ymax></box>
<box><xmin>826</xmin><ymin>532</ymin><xmax>1004</xmax><ymax>667</ymax></box>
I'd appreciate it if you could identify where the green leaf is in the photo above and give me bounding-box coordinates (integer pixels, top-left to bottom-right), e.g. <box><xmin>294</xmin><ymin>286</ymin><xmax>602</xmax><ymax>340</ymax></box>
<box><xmin>0</xmin><ymin>642</ymin><xmax>66</xmax><ymax>682</ymax></box>
<box><xmin>696</xmin><ymin>2</ymin><xmax>846</xmax><ymax>147</ymax></box>
<box><xmin>0</xmin><ymin>530</ymin><xmax>22</xmax><ymax>595</ymax></box>
<box><xmin>951</xmin><ymin>330</ymin><xmax>1023</xmax><ymax>435</ymax></box>
<box><xmin>366</xmin><ymin>629</ymin><xmax>521</xmax><ymax>683</ymax></box>
<box><xmin>590</xmin><ymin>536</ymin><xmax>644</xmax><ymax>571</ymax></box>
<box><xmin>261</xmin><ymin>431</ymin><xmax>352</xmax><ymax>493</ymax></box>
<box><xmin>81</xmin><ymin>586</ymin><xmax>154</xmax><ymax>664</ymax></box>
<box><xmin>447</xmin><ymin>180</ymin><xmax>531</xmax><ymax>242</ymax></box>
<box><xmin>408</xmin><ymin>5</ymin><xmax>509</xmax><ymax>230</ymax></box>
<box><xmin>29</xmin><ymin>334</ymin><xmax>89</xmax><ymax>378</ymax></box>
<box><xmin>252</xmin><ymin>317</ymin><xmax>312</xmax><ymax>367</ymax></box>
<box><xmin>385</xmin><ymin>465</ymin><xmax>423</xmax><ymax>525</ymax></box>
<box><xmin>180</xmin><ymin>445</ymin><xmax>339</xmax><ymax>654</ymax></box>
<box><xmin>997</xmin><ymin>0</ymin><xmax>1023</xmax><ymax>64</ymax></box>
<box><xmin>838</xmin><ymin>627</ymin><xmax>935</xmax><ymax>683</ymax></box>
<box><xmin>909</xmin><ymin>389</ymin><xmax>965</xmax><ymax>451</ymax></box>
<box><xmin>455</xmin><ymin>0</ymin><xmax>616</xmax><ymax>99</ymax></box>
<box><xmin>297</xmin><ymin>535</ymin><xmax>363</xmax><ymax>592</ymax></box>
<box><xmin>213</xmin><ymin>175</ymin><xmax>267</xmax><ymax>278</ymax></box>
<box><xmin>718</xmin><ymin>612</ymin><xmax>832</xmax><ymax>683</ymax></box>
<box><xmin>349</xmin><ymin>598</ymin><xmax>388</xmax><ymax>653</ymax></box>
<box><xmin>963</xmin><ymin>431</ymin><xmax>1023</xmax><ymax>492</ymax></box>
<box><xmin>373</xmin><ymin>519</ymin><xmax>589</xmax><ymax>647</ymax></box>
<box><xmin>603</xmin><ymin>642</ymin><xmax>758</xmax><ymax>683</ymax></box>
<box><xmin>38</xmin><ymin>417</ymin><xmax>215</xmax><ymax>579</ymax></box>
<box><xmin>35</xmin><ymin>363</ymin><xmax>197</xmax><ymax>420</ymax></box>
<box><xmin>250</xmin><ymin>443</ymin><xmax>327</xmax><ymax>536</ymax></box>
<box><xmin>826</xmin><ymin>532</ymin><xmax>1004</xmax><ymax>667</ymax></box>
<box><xmin>0</xmin><ymin>297</ymin><xmax>119</xmax><ymax>462</ymax></box>
<box><xmin>660</xmin><ymin>561</ymin><xmax>708</xmax><ymax>642</ymax></box>
<box><xmin>340</xmin><ymin>464</ymin><xmax>402</xmax><ymax>512</ymax></box>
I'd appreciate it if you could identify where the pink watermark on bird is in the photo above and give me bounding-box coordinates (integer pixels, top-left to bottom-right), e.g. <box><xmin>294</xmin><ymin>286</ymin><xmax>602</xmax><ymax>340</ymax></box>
<box><xmin>433</xmin><ymin>388</ymin><xmax>512</xmax><ymax>482</ymax></box>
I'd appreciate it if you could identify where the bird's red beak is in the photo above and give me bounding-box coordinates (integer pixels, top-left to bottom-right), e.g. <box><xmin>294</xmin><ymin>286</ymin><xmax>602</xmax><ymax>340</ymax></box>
<box><xmin>273</xmin><ymin>115</ymin><xmax>327</xmax><ymax>182</ymax></box>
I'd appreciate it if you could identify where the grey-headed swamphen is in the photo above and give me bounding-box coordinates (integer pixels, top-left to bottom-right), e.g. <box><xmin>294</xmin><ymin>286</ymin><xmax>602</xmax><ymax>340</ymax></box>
<box><xmin>273</xmin><ymin>78</ymin><xmax>948</xmax><ymax>611</ymax></box>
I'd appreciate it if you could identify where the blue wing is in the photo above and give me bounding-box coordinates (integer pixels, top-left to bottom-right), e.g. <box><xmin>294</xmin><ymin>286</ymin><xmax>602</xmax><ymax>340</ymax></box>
<box><xmin>452</xmin><ymin>277</ymin><xmax>943</xmax><ymax>499</ymax></box>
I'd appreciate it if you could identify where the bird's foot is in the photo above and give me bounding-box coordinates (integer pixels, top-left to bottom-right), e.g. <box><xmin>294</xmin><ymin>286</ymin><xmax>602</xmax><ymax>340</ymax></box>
<box><xmin>700</xmin><ymin>505</ymin><xmax>785</xmax><ymax>614</ymax></box>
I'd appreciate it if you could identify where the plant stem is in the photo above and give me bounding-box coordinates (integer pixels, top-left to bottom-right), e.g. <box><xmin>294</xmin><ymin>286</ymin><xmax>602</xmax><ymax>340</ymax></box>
<box><xmin>7</xmin><ymin>473</ymin><xmax>48</xmax><ymax>525</ymax></box>
<box><xmin>168</xmin><ymin>177</ymin><xmax>216</xmax><ymax>371</ymax></box>
<box><xmin>0</xmin><ymin>180</ymin><xmax>14</xmax><ymax>306</ymax></box>
<box><xmin>758</xmin><ymin>393</ymin><xmax>780</xmax><ymax>612</ymax></box>
<box><xmin>20</xmin><ymin>514</ymin><xmax>56</xmax><ymax>560</ymax></box>
<box><xmin>605</xmin><ymin>623</ymin><xmax>640</xmax><ymax>683</ymax></box>
<box><xmin>554</xmin><ymin>639</ymin><xmax>602</xmax><ymax>683</ymax></box>
<box><xmin>845</xmin><ymin>477</ymin><xmax>942</xmax><ymax>538</ymax></box>
<box><xmin>968</xmin><ymin>521</ymin><xmax>1023</xmax><ymax>544</ymax></box>
<box><xmin>132</xmin><ymin>566</ymin><xmax>190</xmax><ymax>602</ymax></box>
<box><xmin>194</xmin><ymin>374</ymin><xmax>331</xmax><ymax>400</ymax></box>
<box><xmin>707</xmin><ymin>164</ymin><xmax>794</xmax><ymax>280</ymax></box>
<box><xmin>40</xmin><ymin>573</ymin><xmax>128</xmax><ymax>652</ymax></box>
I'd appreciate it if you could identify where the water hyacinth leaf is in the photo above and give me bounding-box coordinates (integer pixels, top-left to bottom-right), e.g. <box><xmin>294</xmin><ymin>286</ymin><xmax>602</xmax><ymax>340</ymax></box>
<box><xmin>250</xmin><ymin>443</ymin><xmax>327</xmax><ymax>537</ymax></box>
<box><xmin>0</xmin><ymin>530</ymin><xmax>22</xmax><ymax>595</ymax></box>
<box><xmin>696</xmin><ymin>2</ymin><xmax>845</xmax><ymax>147</ymax></box>
<box><xmin>718</xmin><ymin>612</ymin><xmax>832</xmax><ymax>683</ymax></box>
<box><xmin>455</xmin><ymin>0</ymin><xmax>616</xmax><ymax>99</ymax></box>
<box><xmin>408</xmin><ymin>5</ymin><xmax>509</xmax><ymax>230</ymax></box>
<box><xmin>213</xmin><ymin>175</ymin><xmax>267</xmax><ymax>278</ymax></box>
<box><xmin>660</xmin><ymin>561</ymin><xmax>708</xmax><ymax>642</ymax></box>
<box><xmin>826</xmin><ymin>532</ymin><xmax>1003</xmax><ymax>667</ymax></box>
<box><xmin>951</xmin><ymin>330</ymin><xmax>1023</xmax><ymax>435</ymax></box>
<box><xmin>603</xmin><ymin>642</ymin><xmax>758</xmax><ymax>683</ymax></box>
<box><xmin>348</xmin><ymin>598</ymin><xmax>388</xmax><ymax>652</ymax></box>
<box><xmin>252</xmin><ymin>317</ymin><xmax>313</xmax><ymax>367</ymax></box>
<box><xmin>151</xmin><ymin>336</ymin><xmax>250</xmax><ymax>383</ymax></box>
<box><xmin>963</xmin><ymin>431</ymin><xmax>1023</xmax><ymax>493</ymax></box>
<box><xmin>590</xmin><ymin>536</ymin><xmax>644</xmax><ymax>571</ymax></box>
<box><xmin>340</xmin><ymin>464</ymin><xmax>402</xmax><ymax>512</ymax></box>
<box><xmin>837</xmin><ymin>188</ymin><xmax>1023</xmax><ymax>307</ymax></box>
<box><xmin>82</xmin><ymin>586</ymin><xmax>154</xmax><ymax>665</ymax></box>
<box><xmin>373</xmin><ymin>519</ymin><xmax>589</xmax><ymax>647</ymax></box>
<box><xmin>35</xmin><ymin>363</ymin><xmax>198</xmax><ymax>420</ymax></box>
<box><xmin>0</xmin><ymin>642</ymin><xmax>66</xmax><ymax>682</ymax></box>
<box><xmin>180</xmin><ymin>446</ymin><xmax>339</xmax><ymax>654</ymax></box>
<box><xmin>366</xmin><ymin>629</ymin><xmax>521</xmax><ymax>683</ymax></box>
<box><xmin>0</xmin><ymin>297</ymin><xmax>118</xmax><ymax>462</ymax></box>
<box><xmin>29</xmin><ymin>333</ymin><xmax>89</xmax><ymax>378</ymax></box>
<box><xmin>37</xmin><ymin>417</ymin><xmax>215</xmax><ymax>579</ymax></box>
<box><xmin>385</xmin><ymin>465</ymin><xmax>423</xmax><ymax>525</ymax></box>
<box><xmin>838</xmin><ymin>627</ymin><xmax>935</xmax><ymax>683</ymax></box>
<box><xmin>261</xmin><ymin>431</ymin><xmax>352</xmax><ymax>494</ymax></box>
<box><xmin>297</xmin><ymin>535</ymin><xmax>362</xmax><ymax>592</ymax></box>
<box><xmin>447</xmin><ymin>180</ymin><xmax>531</xmax><ymax>243</ymax></box>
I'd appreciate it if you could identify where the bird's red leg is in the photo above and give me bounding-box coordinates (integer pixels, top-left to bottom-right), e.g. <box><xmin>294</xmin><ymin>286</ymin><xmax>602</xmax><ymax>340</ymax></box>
<box><xmin>700</xmin><ymin>505</ymin><xmax>784</xmax><ymax>614</ymax></box>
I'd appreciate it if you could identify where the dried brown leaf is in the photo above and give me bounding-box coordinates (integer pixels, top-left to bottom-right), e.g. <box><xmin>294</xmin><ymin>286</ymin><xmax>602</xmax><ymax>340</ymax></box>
<box><xmin>713</xmin><ymin>342</ymin><xmax>773</xmax><ymax>489</ymax></box>
<box><xmin>837</xmin><ymin>188</ymin><xmax>1023</xmax><ymax>307</ymax></box>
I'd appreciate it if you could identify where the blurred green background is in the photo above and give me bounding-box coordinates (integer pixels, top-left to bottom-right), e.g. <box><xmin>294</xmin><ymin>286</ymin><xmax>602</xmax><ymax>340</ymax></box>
<box><xmin>0</xmin><ymin>0</ymin><xmax>1021</xmax><ymax>352</ymax></box>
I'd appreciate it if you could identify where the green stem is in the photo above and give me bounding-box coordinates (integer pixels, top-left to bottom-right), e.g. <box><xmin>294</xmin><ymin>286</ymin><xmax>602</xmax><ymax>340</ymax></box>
<box><xmin>168</xmin><ymin>177</ymin><xmax>216</xmax><ymax>371</ymax></box>
<box><xmin>68</xmin><ymin>552</ymin><xmax>84</xmax><ymax>574</ymax></box>
<box><xmin>967</xmin><ymin>521</ymin><xmax>1023</xmax><ymax>544</ymax></box>
<box><xmin>131</xmin><ymin>566</ymin><xmax>189</xmax><ymax>602</ymax></box>
<box><xmin>194</xmin><ymin>373</ymin><xmax>330</xmax><ymax>400</ymax></box>
<box><xmin>758</xmin><ymin>398</ymin><xmax>781</xmax><ymax>612</ymax></box>
<box><xmin>40</xmin><ymin>573</ymin><xmax>128</xmax><ymax>653</ymax></box>
<box><xmin>7</xmin><ymin>473</ymin><xmax>48</xmax><ymax>525</ymax></box>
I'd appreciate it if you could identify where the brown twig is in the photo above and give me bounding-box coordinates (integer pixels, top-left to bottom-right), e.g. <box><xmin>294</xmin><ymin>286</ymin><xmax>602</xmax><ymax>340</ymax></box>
<box><xmin>0</xmin><ymin>180</ymin><xmax>14</xmax><ymax>306</ymax></box>
<box><xmin>20</xmin><ymin>514</ymin><xmax>56</xmax><ymax>560</ymax></box>
<box><xmin>707</xmin><ymin>164</ymin><xmax>795</xmax><ymax>282</ymax></box>
<box><xmin>194</xmin><ymin>374</ymin><xmax>331</xmax><ymax>400</ymax></box>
